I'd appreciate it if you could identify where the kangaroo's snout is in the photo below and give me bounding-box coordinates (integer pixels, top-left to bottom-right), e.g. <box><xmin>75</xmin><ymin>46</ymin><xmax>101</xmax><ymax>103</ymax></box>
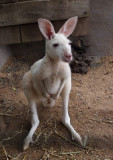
<box><xmin>64</xmin><ymin>53</ymin><xmax>72</xmax><ymax>62</ymax></box>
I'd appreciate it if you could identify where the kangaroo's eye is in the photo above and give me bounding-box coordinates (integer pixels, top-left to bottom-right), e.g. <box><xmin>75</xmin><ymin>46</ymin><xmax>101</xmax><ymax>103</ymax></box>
<box><xmin>69</xmin><ymin>42</ymin><xmax>72</xmax><ymax>46</ymax></box>
<box><xmin>53</xmin><ymin>43</ymin><xmax>59</xmax><ymax>47</ymax></box>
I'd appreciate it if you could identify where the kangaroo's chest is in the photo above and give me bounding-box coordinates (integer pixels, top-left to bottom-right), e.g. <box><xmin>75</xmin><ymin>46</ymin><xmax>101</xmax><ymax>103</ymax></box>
<box><xmin>43</xmin><ymin>73</ymin><xmax>61</xmax><ymax>94</ymax></box>
<box><xmin>40</xmin><ymin>60</ymin><xmax>70</xmax><ymax>94</ymax></box>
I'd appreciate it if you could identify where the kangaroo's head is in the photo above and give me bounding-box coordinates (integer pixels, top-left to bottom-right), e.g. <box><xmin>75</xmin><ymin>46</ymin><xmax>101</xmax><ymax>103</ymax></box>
<box><xmin>38</xmin><ymin>17</ymin><xmax>78</xmax><ymax>63</ymax></box>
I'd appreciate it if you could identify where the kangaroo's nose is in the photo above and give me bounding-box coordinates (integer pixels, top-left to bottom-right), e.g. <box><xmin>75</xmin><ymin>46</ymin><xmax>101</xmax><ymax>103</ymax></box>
<box><xmin>64</xmin><ymin>54</ymin><xmax>72</xmax><ymax>58</ymax></box>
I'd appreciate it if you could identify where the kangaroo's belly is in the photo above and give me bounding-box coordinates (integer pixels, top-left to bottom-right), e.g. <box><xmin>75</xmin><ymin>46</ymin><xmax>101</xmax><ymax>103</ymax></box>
<box><xmin>43</xmin><ymin>75</ymin><xmax>61</xmax><ymax>94</ymax></box>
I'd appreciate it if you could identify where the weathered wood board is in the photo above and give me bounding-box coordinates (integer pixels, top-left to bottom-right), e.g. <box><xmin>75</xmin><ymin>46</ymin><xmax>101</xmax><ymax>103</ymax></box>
<box><xmin>21</xmin><ymin>23</ymin><xmax>43</xmax><ymax>42</ymax></box>
<box><xmin>0</xmin><ymin>0</ymin><xmax>44</xmax><ymax>4</ymax></box>
<box><xmin>0</xmin><ymin>0</ymin><xmax>18</xmax><ymax>4</ymax></box>
<box><xmin>73</xmin><ymin>17</ymin><xmax>89</xmax><ymax>36</ymax></box>
<box><xmin>0</xmin><ymin>25</ymin><xmax>21</xmax><ymax>44</ymax></box>
<box><xmin>0</xmin><ymin>0</ymin><xmax>90</xmax><ymax>27</ymax></box>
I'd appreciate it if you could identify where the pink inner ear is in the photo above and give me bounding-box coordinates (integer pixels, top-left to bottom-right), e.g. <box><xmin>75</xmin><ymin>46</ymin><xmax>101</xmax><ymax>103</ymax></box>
<box><xmin>46</xmin><ymin>29</ymin><xmax>54</xmax><ymax>40</ymax></box>
<box><xmin>58</xmin><ymin>16</ymin><xmax>78</xmax><ymax>37</ymax></box>
<box><xmin>38</xmin><ymin>18</ymin><xmax>55</xmax><ymax>40</ymax></box>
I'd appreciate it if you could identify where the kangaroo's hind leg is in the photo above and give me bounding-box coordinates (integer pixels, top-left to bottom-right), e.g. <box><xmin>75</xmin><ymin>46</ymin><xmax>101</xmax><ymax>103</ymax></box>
<box><xmin>23</xmin><ymin>100</ymin><xmax>39</xmax><ymax>151</ymax></box>
<box><xmin>22</xmin><ymin>72</ymin><xmax>40</xmax><ymax>150</ymax></box>
<box><xmin>61</xmin><ymin>77</ymin><xmax>83</xmax><ymax>146</ymax></box>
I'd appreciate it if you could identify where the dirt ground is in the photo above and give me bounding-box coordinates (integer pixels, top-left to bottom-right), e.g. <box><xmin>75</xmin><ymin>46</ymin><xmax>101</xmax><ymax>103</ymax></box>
<box><xmin>0</xmin><ymin>56</ymin><xmax>113</xmax><ymax>160</ymax></box>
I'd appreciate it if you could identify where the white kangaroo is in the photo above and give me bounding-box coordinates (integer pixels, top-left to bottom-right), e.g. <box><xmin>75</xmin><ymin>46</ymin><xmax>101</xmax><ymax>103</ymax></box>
<box><xmin>22</xmin><ymin>16</ymin><xmax>83</xmax><ymax>150</ymax></box>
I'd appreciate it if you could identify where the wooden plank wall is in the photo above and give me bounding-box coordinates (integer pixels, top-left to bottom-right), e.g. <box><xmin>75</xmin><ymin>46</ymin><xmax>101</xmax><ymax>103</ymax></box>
<box><xmin>0</xmin><ymin>17</ymin><xmax>89</xmax><ymax>44</ymax></box>
<box><xmin>21</xmin><ymin>17</ymin><xmax>89</xmax><ymax>43</ymax></box>
<box><xmin>0</xmin><ymin>0</ymin><xmax>89</xmax><ymax>26</ymax></box>
<box><xmin>0</xmin><ymin>0</ymin><xmax>90</xmax><ymax>44</ymax></box>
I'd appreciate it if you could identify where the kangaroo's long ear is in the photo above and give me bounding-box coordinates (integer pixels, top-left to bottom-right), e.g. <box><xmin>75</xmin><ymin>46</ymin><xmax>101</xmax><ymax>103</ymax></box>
<box><xmin>38</xmin><ymin>18</ymin><xmax>55</xmax><ymax>40</ymax></box>
<box><xmin>58</xmin><ymin>16</ymin><xmax>78</xmax><ymax>37</ymax></box>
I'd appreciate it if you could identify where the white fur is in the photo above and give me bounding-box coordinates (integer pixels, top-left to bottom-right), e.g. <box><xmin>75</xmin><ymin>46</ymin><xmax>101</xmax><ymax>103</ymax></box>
<box><xmin>22</xmin><ymin>17</ymin><xmax>83</xmax><ymax>150</ymax></box>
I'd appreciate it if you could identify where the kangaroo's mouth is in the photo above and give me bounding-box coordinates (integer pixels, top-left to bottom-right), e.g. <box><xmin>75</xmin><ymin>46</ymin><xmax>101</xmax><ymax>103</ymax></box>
<box><xmin>63</xmin><ymin>55</ymin><xmax>72</xmax><ymax>63</ymax></box>
<box><xmin>64</xmin><ymin>58</ymin><xmax>71</xmax><ymax>62</ymax></box>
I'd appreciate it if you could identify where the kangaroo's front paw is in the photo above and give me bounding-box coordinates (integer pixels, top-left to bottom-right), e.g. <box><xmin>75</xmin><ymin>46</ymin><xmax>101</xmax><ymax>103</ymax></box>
<box><xmin>50</xmin><ymin>93</ymin><xmax>59</xmax><ymax>100</ymax></box>
<box><xmin>50</xmin><ymin>94</ymin><xmax>56</xmax><ymax>99</ymax></box>
<box><xmin>23</xmin><ymin>136</ymin><xmax>33</xmax><ymax>151</ymax></box>
<box><xmin>41</xmin><ymin>89</ymin><xmax>50</xmax><ymax>99</ymax></box>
